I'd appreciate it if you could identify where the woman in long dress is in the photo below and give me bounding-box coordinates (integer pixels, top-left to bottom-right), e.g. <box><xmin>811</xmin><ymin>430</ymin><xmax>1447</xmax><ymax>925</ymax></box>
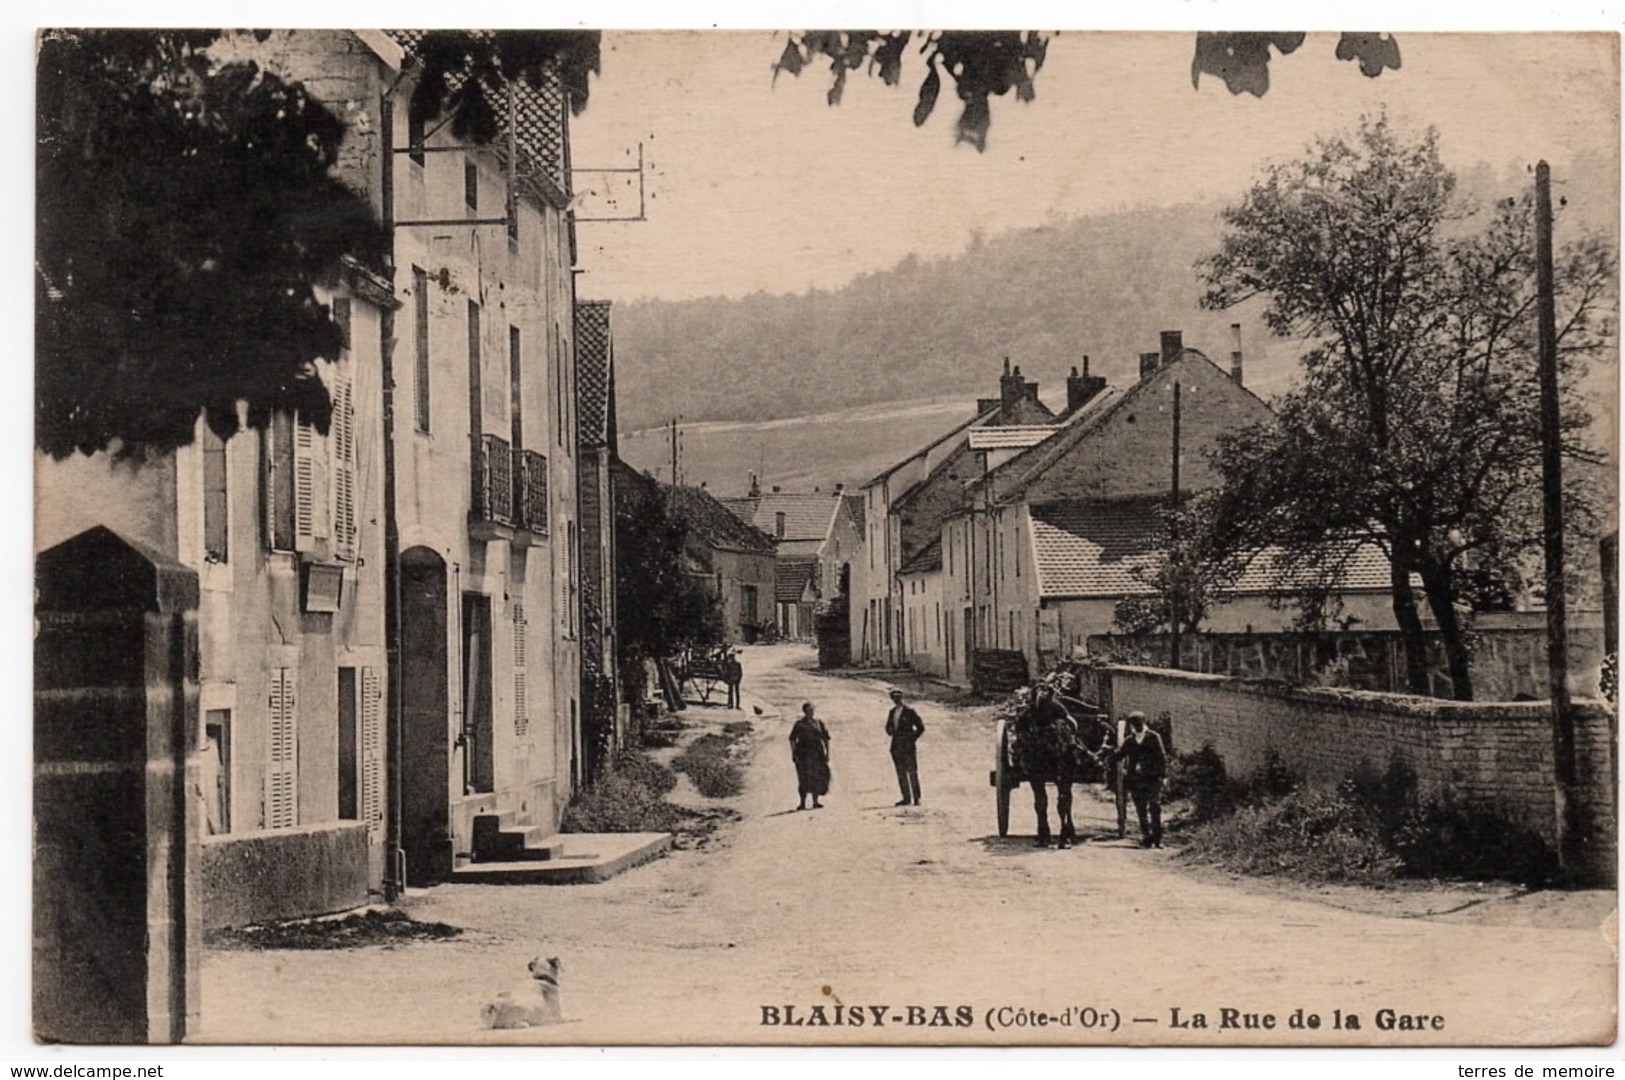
<box><xmin>789</xmin><ymin>701</ymin><xmax>831</xmax><ymax>810</ymax></box>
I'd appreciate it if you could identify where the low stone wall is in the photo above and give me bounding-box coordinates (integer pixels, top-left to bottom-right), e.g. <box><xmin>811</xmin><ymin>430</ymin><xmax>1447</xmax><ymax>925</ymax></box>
<box><xmin>1105</xmin><ymin>666</ymin><xmax>1616</xmax><ymax>882</ymax></box>
<box><xmin>1086</xmin><ymin>626</ymin><xmax>1606</xmax><ymax>701</ymax></box>
<box><xmin>201</xmin><ymin>823</ymin><xmax>372</xmax><ymax>930</ymax></box>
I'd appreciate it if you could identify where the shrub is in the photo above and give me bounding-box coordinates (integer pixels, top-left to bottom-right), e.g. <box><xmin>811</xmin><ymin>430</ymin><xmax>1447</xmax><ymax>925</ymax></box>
<box><xmin>1164</xmin><ymin>743</ymin><xmax>1232</xmax><ymax>822</ymax></box>
<box><xmin>1181</xmin><ymin>785</ymin><xmax>1400</xmax><ymax>883</ymax></box>
<box><xmin>1391</xmin><ymin>798</ymin><xmax>1558</xmax><ymax>884</ymax></box>
<box><xmin>562</xmin><ymin>752</ymin><xmax>684</xmax><ymax>833</ymax></box>
<box><xmin>673</xmin><ymin>733</ymin><xmax>745</xmax><ymax>798</ymax></box>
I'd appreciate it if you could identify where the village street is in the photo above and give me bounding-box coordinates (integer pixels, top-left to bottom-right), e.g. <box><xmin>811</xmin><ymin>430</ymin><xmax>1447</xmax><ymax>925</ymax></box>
<box><xmin>197</xmin><ymin>644</ymin><xmax>1616</xmax><ymax>1047</ymax></box>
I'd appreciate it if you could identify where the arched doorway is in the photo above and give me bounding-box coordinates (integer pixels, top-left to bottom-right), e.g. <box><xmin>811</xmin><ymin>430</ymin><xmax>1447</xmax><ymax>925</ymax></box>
<box><xmin>400</xmin><ymin>546</ymin><xmax>451</xmax><ymax>885</ymax></box>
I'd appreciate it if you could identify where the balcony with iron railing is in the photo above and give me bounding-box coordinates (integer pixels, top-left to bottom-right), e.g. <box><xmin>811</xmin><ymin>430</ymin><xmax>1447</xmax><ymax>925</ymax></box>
<box><xmin>514</xmin><ymin>448</ymin><xmax>549</xmax><ymax>539</ymax></box>
<box><xmin>470</xmin><ymin>433</ymin><xmax>515</xmax><ymax>541</ymax></box>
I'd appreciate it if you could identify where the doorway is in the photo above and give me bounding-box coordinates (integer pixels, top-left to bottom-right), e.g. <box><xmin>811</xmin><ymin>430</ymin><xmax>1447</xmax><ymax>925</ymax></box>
<box><xmin>461</xmin><ymin>593</ymin><xmax>495</xmax><ymax>795</ymax></box>
<box><xmin>400</xmin><ymin>547</ymin><xmax>450</xmax><ymax>885</ymax></box>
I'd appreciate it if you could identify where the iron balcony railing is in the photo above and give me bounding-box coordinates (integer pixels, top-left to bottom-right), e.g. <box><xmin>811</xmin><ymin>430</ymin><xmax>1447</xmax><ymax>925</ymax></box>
<box><xmin>471</xmin><ymin>433</ymin><xmax>515</xmax><ymax>527</ymax></box>
<box><xmin>514</xmin><ymin>448</ymin><xmax>549</xmax><ymax>535</ymax></box>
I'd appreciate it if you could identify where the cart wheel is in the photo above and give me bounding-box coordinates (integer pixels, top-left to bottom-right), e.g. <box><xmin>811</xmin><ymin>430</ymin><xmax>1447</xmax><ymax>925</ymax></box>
<box><xmin>1114</xmin><ymin>761</ymin><xmax>1128</xmax><ymax>839</ymax></box>
<box><xmin>996</xmin><ymin>720</ymin><xmax>1011</xmax><ymax>838</ymax></box>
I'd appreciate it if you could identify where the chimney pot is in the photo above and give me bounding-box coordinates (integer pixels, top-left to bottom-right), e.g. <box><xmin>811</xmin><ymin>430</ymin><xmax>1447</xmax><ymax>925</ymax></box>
<box><xmin>1230</xmin><ymin>324</ymin><xmax>1244</xmax><ymax>386</ymax></box>
<box><xmin>771</xmin><ymin>485</ymin><xmax>780</xmax><ymax>493</ymax></box>
<box><xmin>1159</xmin><ymin>330</ymin><xmax>1183</xmax><ymax>365</ymax></box>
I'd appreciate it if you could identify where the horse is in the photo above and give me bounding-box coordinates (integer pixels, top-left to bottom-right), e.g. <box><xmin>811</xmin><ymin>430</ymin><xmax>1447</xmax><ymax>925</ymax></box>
<box><xmin>1014</xmin><ymin>678</ymin><xmax>1118</xmax><ymax>844</ymax></box>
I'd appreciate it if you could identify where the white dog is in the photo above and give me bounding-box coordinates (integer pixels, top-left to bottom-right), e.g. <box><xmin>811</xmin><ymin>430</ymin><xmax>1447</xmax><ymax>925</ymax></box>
<box><xmin>480</xmin><ymin>956</ymin><xmax>563</xmax><ymax>1028</ymax></box>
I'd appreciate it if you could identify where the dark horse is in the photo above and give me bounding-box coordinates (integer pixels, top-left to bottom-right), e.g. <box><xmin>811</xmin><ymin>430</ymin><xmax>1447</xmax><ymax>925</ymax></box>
<box><xmin>1013</xmin><ymin>681</ymin><xmax>1115</xmax><ymax>848</ymax></box>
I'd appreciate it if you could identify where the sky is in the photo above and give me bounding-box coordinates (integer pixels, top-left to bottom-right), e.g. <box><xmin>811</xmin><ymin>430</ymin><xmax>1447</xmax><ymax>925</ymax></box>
<box><xmin>568</xmin><ymin>30</ymin><xmax>1619</xmax><ymax>302</ymax></box>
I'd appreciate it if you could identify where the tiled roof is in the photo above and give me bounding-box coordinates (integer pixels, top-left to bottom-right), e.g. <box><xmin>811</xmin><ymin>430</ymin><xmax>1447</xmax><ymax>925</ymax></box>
<box><xmin>669</xmin><ymin>485</ymin><xmax>777</xmax><ymax>555</ymax></box>
<box><xmin>722</xmin><ymin>492</ymin><xmax>839</xmax><ymax>543</ymax></box>
<box><xmin>863</xmin><ymin>406</ymin><xmax>994</xmax><ymax>489</ymax></box>
<box><xmin>1029</xmin><ymin>500</ymin><xmax>1395</xmax><ymax>600</ymax></box>
<box><xmin>776</xmin><ymin>556</ymin><xmax>818</xmax><ymax>604</ymax></box>
<box><xmin>575</xmin><ymin>300</ymin><xmax>613</xmax><ymax>449</ymax></box>
<box><xmin>384</xmin><ymin>31</ymin><xmax>569</xmax><ymax>194</ymax></box>
<box><xmin>967</xmin><ymin>426</ymin><xmax>1060</xmax><ymax>451</ymax></box>
<box><xmin>900</xmin><ymin>535</ymin><xmax>942</xmax><ymax>575</ymax></box>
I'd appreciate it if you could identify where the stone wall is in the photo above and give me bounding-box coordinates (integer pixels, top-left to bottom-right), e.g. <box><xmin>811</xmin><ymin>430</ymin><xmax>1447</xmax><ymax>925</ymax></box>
<box><xmin>201</xmin><ymin>823</ymin><xmax>372</xmax><ymax>930</ymax></box>
<box><xmin>1087</xmin><ymin>625</ymin><xmax>1607</xmax><ymax>701</ymax></box>
<box><xmin>1104</xmin><ymin>666</ymin><xmax>1616</xmax><ymax>883</ymax></box>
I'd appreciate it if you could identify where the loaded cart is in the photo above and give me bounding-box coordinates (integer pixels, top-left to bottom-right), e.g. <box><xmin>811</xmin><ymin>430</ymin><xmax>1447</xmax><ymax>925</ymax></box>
<box><xmin>991</xmin><ymin>686</ymin><xmax>1128</xmax><ymax>838</ymax></box>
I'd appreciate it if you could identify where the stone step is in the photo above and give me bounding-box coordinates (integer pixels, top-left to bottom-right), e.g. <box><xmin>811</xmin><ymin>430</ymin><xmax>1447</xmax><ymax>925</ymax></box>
<box><xmin>450</xmin><ymin>832</ymin><xmax>672</xmax><ymax>885</ymax></box>
<box><xmin>471</xmin><ymin>815</ymin><xmax>564</xmax><ymax>863</ymax></box>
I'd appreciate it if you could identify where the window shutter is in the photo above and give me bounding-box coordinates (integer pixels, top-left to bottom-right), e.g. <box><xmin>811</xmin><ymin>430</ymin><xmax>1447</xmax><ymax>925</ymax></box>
<box><xmin>512</xmin><ymin>602</ymin><xmax>528</xmax><ymax>735</ymax></box>
<box><xmin>267</xmin><ymin>668</ymin><xmax>298</xmax><ymax>829</ymax></box>
<box><xmin>294</xmin><ymin>416</ymin><xmax>319</xmax><ymax>552</ymax></box>
<box><xmin>360</xmin><ymin>665</ymin><xmax>383</xmax><ymax>833</ymax></box>
<box><xmin>332</xmin><ymin>375</ymin><xmax>357</xmax><ymax>561</ymax></box>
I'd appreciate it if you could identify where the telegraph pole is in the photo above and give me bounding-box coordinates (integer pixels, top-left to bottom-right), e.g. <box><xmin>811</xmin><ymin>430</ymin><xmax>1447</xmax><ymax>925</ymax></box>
<box><xmin>1169</xmin><ymin>380</ymin><xmax>1183</xmax><ymax>670</ymax></box>
<box><xmin>669</xmin><ymin>416</ymin><xmax>680</xmax><ymax>487</ymax></box>
<box><xmin>1535</xmin><ymin>161</ymin><xmax>1580</xmax><ymax>872</ymax></box>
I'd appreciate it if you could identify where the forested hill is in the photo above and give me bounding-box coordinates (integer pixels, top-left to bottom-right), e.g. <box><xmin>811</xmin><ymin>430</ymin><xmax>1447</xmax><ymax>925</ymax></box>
<box><xmin>610</xmin><ymin>201</ymin><xmax>1285</xmax><ymax>432</ymax></box>
<box><xmin>608</xmin><ymin>152</ymin><xmax>1618</xmax><ymax>435</ymax></box>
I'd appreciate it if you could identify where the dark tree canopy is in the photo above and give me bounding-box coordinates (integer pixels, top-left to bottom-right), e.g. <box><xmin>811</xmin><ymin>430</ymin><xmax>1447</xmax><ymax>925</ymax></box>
<box><xmin>775</xmin><ymin>31</ymin><xmax>1401</xmax><ymax>149</ymax></box>
<box><xmin>1199</xmin><ymin>115</ymin><xmax>1615</xmax><ymax>699</ymax></box>
<box><xmin>37</xmin><ymin>29</ymin><xmax>388</xmax><ymax>460</ymax></box>
<box><xmin>405</xmin><ymin>30</ymin><xmax>601</xmax><ymax>142</ymax></box>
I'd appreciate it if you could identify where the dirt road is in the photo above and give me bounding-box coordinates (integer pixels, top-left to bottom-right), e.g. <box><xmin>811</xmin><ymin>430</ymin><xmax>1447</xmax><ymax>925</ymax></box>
<box><xmin>199</xmin><ymin>644</ymin><xmax>1617</xmax><ymax>1046</ymax></box>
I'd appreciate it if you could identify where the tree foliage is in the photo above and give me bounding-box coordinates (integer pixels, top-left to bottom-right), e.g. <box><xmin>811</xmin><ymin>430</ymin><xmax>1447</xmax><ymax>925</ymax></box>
<box><xmin>775</xmin><ymin>31</ymin><xmax>1400</xmax><ymax>149</ymax></box>
<box><xmin>405</xmin><ymin>30</ymin><xmax>600</xmax><ymax>141</ymax></box>
<box><xmin>614</xmin><ymin>466</ymin><xmax>726</xmax><ymax>698</ymax></box>
<box><xmin>36</xmin><ymin>29</ymin><xmax>387</xmax><ymax>459</ymax></box>
<box><xmin>1112</xmin><ymin>494</ymin><xmax>1243</xmax><ymax>637</ymax></box>
<box><xmin>1200</xmin><ymin>115</ymin><xmax>1615</xmax><ymax>699</ymax></box>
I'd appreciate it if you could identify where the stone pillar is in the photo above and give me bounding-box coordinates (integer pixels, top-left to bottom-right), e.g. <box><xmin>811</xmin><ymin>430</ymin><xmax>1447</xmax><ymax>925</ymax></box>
<box><xmin>35</xmin><ymin>527</ymin><xmax>200</xmax><ymax>1043</ymax></box>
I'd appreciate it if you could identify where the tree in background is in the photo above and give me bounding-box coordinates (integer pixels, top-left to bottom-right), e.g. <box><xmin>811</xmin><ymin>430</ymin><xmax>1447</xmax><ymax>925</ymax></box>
<box><xmin>613</xmin><ymin>467</ymin><xmax>726</xmax><ymax>709</ymax></box>
<box><xmin>1200</xmin><ymin>115</ymin><xmax>1615</xmax><ymax>700</ymax></box>
<box><xmin>775</xmin><ymin>31</ymin><xmax>1399</xmax><ymax>149</ymax></box>
<box><xmin>37</xmin><ymin>29</ymin><xmax>387</xmax><ymax>459</ymax></box>
<box><xmin>1112</xmin><ymin>494</ymin><xmax>1244</xmax><ymax>641</ymax></box>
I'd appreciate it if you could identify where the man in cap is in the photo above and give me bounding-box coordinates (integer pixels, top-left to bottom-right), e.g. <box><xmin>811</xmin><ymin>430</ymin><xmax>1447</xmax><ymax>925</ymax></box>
<box><xmin>884</xmin><ymin>689</ymin><xmax>925</xmax><ymax>806</ymax></box>
<box><xmin>1109</xmin><ymin>711</ymin><xmax>1167</xmax><ymax>847</ymax></box>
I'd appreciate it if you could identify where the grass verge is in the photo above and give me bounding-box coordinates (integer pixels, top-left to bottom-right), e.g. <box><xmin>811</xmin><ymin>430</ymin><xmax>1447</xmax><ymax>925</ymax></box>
<box><xmin>206</xmin><ymin>909</ymin><xmax>462</xmax><ymax>950</ymax></box>
<box><xmin>672</xmin><ymin>721</ymin><xmax>752</xmax><ymax>798</ymax></box>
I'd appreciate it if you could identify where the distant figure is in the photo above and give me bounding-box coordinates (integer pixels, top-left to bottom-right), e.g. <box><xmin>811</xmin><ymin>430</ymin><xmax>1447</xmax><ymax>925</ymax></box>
<box><xmin>1015</xmin><ymin>682</ymin><xmax>1079</xmax><ymax>848</ymax></box>
<box><xmin>723</xmin><ymin>651</ymin><xmax>744</xmax><ymax>710</ymax></box>
<box><xmin>884</xmin><ymin>689</ymin><xmax>925</xmax><ymax>806</ymax></box>
<box><xmin>1109</xmin><ymin>710</ymin><xmax>1167</xmax><ymax>848</ymax></box>
<box><xmin>789</xmin><ymin>702</ymin><xmax>831</xmax><ymax>811</ymax></box>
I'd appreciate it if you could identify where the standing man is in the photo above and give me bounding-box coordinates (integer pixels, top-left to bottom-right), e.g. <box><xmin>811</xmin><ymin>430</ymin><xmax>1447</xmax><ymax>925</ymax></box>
<box><xmin>722</xmin><ymin>650</ymin><xmax>744</xmax><ymax>710</ymax></box>
<box><xmin>884</xmin><ymin>689</ymin><xmax>925</xmax><ymax>806</ymax></box>
<box><xmin>1110</xmin><ymin>711</ymin><xmax>1167</xmax><ymax>847</ymax></box>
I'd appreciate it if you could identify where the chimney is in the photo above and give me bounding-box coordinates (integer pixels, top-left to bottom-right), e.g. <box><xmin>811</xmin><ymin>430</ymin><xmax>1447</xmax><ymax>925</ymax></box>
<box><xmin>771</xmin><ymin>485</ymin><xmax>781</xmax><ymax>493</ymax></box>
<box><xmin>834</xmin><ymin>483</ymin><xmax>845</xmax><ymax>493</ymax></box>
<box><xmin>1066</xmin><ymin>356</ymin><xmax>1108</xmax><ymax>414</ymax></box>
<box><xmin>1159</xmin><ymin>330</ymin><xmax>1183</xmax><ymax>366</ymax></box>
<box><xmin>1139</xmin><ymin>351</ymin><xmax>1160</xmax><ymax>381</ymax></box>
<box><xmin>748</xmin><ymin>471</ymin><xmax>761</xmax><ymax>497</ymax></box>
<box><xmin>999</xmin><ymin>358</ymin><xmax>1025</xmax><ymax>410</ymax></box>
<box><xmin>1229</xmin><ymin>322</ymin><xmax>1244</xmax><ymax>386</ymax></box>
<box><xmin>976</xmin><ymin>397</ymin><xmax>1000</xmax><ymax>416</ymax></box>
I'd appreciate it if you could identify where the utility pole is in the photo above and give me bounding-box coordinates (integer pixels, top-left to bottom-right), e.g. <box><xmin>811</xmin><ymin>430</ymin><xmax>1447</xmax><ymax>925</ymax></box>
<box><xmin>1169</xmin><ymin>380</ymin><xmax>1183</xmax><ymax>671</ymax></box>
<box><xmin>668</xmin><ymin>416</ymin><xmax>680</xmax><ymax>487</ymax></box>
<box><xmin>1535</xmin><ymin>160</ymin><xmax>1580</xmax><ymax>873</ymax></box>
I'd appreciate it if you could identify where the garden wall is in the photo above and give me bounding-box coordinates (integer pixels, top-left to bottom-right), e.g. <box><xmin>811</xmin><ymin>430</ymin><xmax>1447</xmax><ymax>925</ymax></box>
<box><xmin>1104</xmin><ymin>666</ymin><xmax>1616</xmax><ymax>883</ymax></box>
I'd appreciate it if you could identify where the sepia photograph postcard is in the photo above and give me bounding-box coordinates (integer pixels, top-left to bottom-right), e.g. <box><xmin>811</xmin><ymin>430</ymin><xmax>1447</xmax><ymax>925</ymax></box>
<box><xmin>28</xmin><ymin>10</ymin><xmax>1621</xmax><ymax>1051</ymax></box>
